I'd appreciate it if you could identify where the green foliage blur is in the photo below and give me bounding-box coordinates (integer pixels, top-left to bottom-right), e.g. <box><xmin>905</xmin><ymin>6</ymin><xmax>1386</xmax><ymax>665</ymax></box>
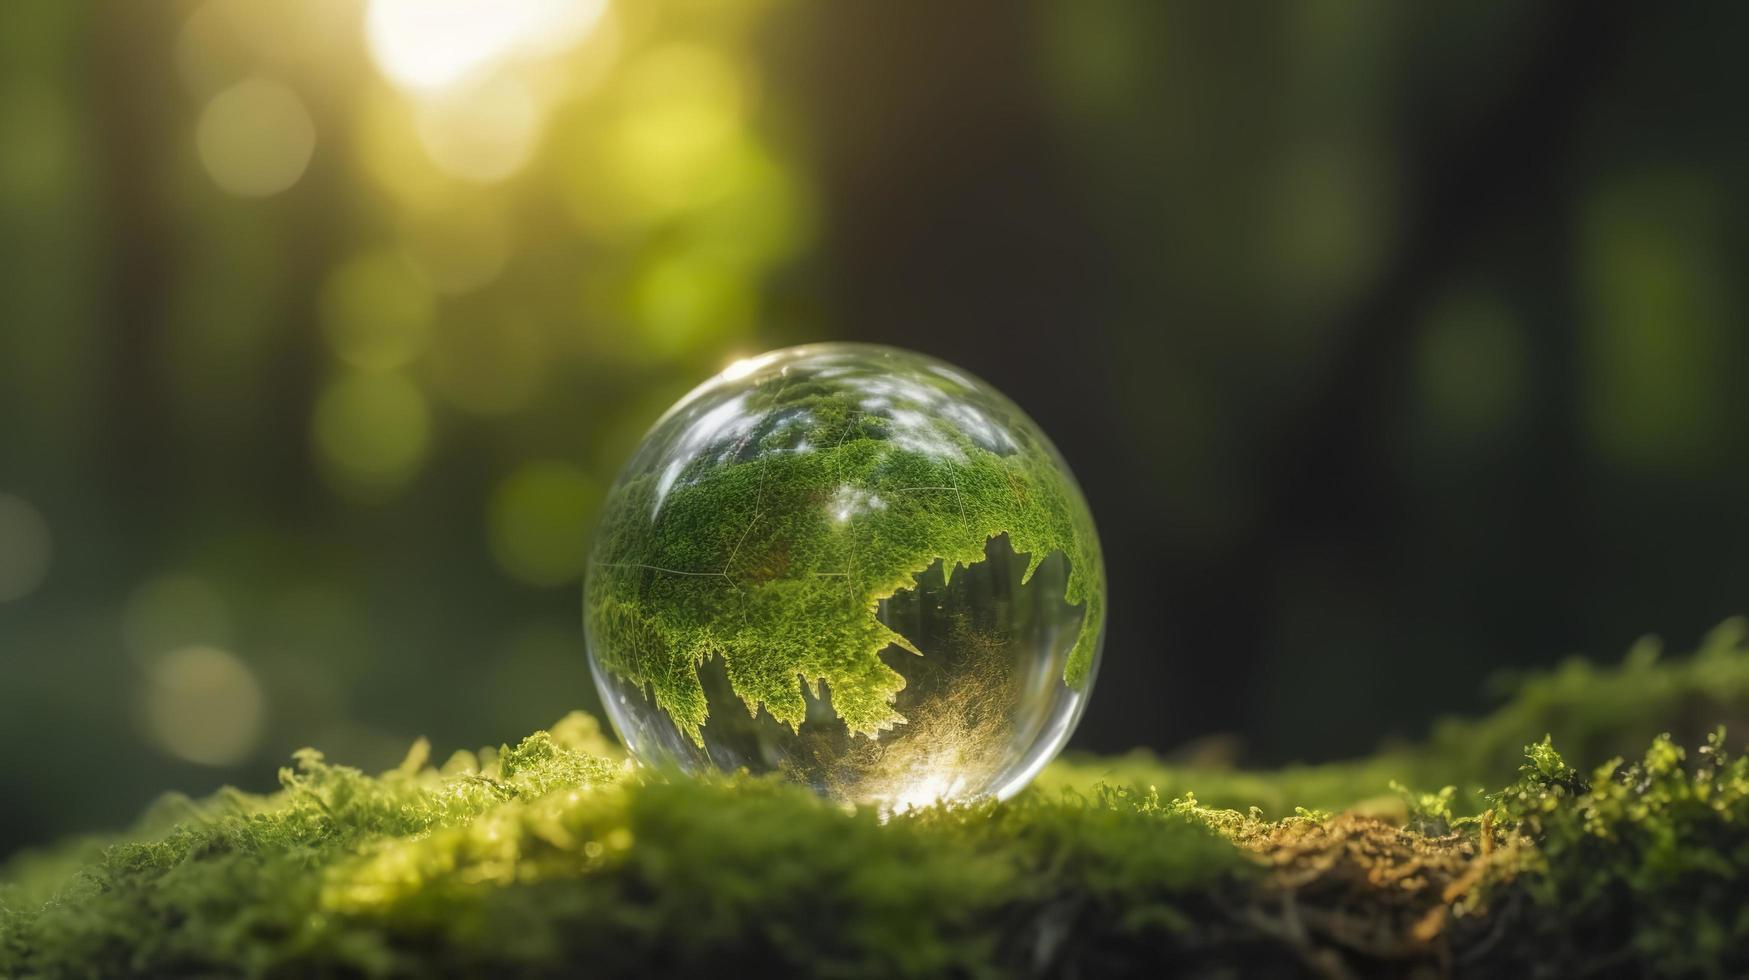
<box><xmin>4</xmin><ymin>0</ymin><xmax>1749</xmax><ymax>860</ymax></box>
<box><xmin>0</xmin><ymin>0</ymin><xmax>819</xmax><ymax>853</ymax></box>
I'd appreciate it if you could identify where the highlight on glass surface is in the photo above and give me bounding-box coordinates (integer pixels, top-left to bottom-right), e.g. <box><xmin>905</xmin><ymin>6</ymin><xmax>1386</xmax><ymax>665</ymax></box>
<box><xmin>584</xmin><ymin>344</ymin><xmax>1105</xmax><ymax>810</ymax></box>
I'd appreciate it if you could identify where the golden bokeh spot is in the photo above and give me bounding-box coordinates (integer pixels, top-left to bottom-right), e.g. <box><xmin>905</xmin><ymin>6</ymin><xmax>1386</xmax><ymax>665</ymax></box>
<box><xmin>489</xmin><ymin>460</ymin><xmax>600</xmax><ymax>586</ymax></box>
<box><xmin>196</xmin><ymin>77</ymin><xmax>316</xmax><ymax>197</ymax></box>
<box><xmin>143</xmin><ymin>645</ymin><xmax>266</xmax><ymax>767</ymax></box>
<box><xmin>320</xmin><ymin>250</ymin><xmax>436</xmax><ymax>372</ymax></box>
<box><xmin>312</xmin><ymin>371</ymin><xmax>433</xmax><ymax>499</ymax></box>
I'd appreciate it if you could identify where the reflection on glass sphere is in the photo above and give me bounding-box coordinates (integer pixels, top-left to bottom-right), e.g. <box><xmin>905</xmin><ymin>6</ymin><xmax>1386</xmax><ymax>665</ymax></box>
<box><xmin>584</xmin><ymin>343</ymin><xmax>1105</xmax><ymax>809</ymax></box>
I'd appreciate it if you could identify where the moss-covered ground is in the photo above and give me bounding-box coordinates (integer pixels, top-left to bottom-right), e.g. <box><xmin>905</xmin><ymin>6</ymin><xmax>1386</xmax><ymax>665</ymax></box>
<box><xmin>6</xmin><ymin>622</ymin><xmax>1749</xmax><ymax>978</ymax></box>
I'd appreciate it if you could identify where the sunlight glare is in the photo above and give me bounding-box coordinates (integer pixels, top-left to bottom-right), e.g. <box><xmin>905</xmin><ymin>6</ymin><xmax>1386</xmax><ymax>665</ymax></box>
<box><xmin>366</xmin><ymin>0</ymin><xmax>609</xmax><ymax>94</ymax></box>
<box><xmin>881</xmin><ymin>769</ymin><xmax>964</xmax><ymax>816</ymax></box>
<box><xmin>719</xmin><ymin>354</ymin><xmax>765</xmax><ymax>382</ymax></box>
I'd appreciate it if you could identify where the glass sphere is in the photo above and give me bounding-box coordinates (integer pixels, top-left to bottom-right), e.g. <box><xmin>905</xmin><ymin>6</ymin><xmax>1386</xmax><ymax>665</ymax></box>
<box><xmin>584</xmin><ymin>343</ymin><xmax>1104</xmax><ymax>809</ymax></box>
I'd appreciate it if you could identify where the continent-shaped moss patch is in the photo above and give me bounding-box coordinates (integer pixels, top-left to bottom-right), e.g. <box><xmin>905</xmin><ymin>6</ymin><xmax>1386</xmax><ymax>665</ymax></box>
<box><xmin>586</xmin><ymin>382</ymin><xmax>1103</xmax><ymax>746</ymax></box>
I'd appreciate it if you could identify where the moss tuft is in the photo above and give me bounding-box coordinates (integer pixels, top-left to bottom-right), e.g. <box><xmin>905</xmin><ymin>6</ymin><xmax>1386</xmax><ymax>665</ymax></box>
<box><xmin>6</xmin><ymin>628</ymin><xmax>1749</xmax><ymax>977</ymax></box>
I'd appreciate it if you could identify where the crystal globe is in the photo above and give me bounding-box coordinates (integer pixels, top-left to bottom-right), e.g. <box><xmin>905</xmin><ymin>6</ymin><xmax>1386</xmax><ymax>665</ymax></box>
<box><xmin>584</xmin><ymin>343</ymin><xmax>1104</xmax><ymax>809</ymax></box>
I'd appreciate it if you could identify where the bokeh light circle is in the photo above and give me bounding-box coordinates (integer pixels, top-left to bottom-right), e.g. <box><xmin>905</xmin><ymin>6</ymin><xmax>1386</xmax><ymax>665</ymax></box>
<box><xmin>143</xmin><ymin>645</ymin><xmax>266</xmax><ymax>766</ymax></box>
<box><xmin>196</xmin><ymin>77</ymin><xmax>316</xmax><ymax>197</ymax></box>
<box><xmin>312</xmin><ymin>372</ymin><xmax>433</xmax><ymax>498</ymax></box>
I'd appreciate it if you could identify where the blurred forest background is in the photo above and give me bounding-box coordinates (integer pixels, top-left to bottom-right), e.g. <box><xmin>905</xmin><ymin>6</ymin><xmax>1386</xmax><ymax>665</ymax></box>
<box><xmin>3</xmin><ymin>0</ymin><xmax>1748</xmax><ymax>857</ymax></box>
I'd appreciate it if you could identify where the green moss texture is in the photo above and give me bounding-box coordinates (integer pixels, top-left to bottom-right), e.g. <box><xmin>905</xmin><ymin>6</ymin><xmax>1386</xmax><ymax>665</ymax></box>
<box><xmin>7</xmin><ymin>622</ymin><xmax>1749</xmax><ymax>978</ymax></box>
<box><xmin>585</xmin><ymin>373</ymin><xmax>1104</xmax><ymax>745</ymax></box>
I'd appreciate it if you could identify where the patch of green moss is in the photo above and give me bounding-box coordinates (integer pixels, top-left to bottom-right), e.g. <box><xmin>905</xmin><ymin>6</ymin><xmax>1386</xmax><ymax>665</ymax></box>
<box><xmin>586</xmin><ymin>379</ymin><xmax>1103</xmax><ymax>745</ymax></box>
<box><xmin>1472</xmin><ymin>727</ymin><xmax>1749</xmax><ymax>976</ymax></box>
<box><xmin>5</xmin><ymin>626</ymin><xmax>1749</xmax><ymax>977</ymax></box>
<box><xmin>1043</xmin><ymin>618</ymin><xmax>1749</xmax><ymax>816</ymax></box>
